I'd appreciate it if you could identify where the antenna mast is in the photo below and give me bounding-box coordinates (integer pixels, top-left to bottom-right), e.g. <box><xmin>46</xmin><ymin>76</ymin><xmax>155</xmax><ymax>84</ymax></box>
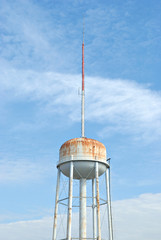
<box><xmin>81</xmin><ymin>22</ymin><xmax>85</xmax><ymax>137</ymax></box>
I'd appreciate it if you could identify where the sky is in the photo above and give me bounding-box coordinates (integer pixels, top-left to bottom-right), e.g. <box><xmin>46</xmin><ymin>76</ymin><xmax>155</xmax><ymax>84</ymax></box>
<box><xmin>0</xmin><ymin>0</ymin><xmax>161</xmax><ymax>239</ymax></box>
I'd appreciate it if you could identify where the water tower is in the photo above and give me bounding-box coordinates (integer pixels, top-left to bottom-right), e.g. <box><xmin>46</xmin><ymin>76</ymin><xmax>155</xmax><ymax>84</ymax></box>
<box><xmin>52</xmin><ymin>37</ymin><xmax>113</xmax><ymax>240</ymax></box>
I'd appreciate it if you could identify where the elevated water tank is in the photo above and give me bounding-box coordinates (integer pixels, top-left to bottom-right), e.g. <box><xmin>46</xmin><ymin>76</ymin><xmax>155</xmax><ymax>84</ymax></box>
<box><xmin>58</xmin><ymin>137</ymin><xmax>108</xmax><ymax>179</ymax></box>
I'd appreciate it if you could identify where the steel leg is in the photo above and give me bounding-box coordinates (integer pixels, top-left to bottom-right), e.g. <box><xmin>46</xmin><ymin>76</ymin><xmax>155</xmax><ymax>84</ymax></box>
<box><xmin>105</xmin><ymin>167</ymin><xmax>113</xmax><ymax>240</ymax></box>
<box><xmin>95</xmin><ymin>162</ymin><xmax>101</xmax><ymax>240</ymax></box>
<box><xmin>79</xmin><ymin>178</ymin><xmax>87</xmax><ymax>240</ymax></box>
<box><xmin>92</xmin><ymin>178</ymin><xmax>96</xmax><ymax>239</ymax></box>
<box><xmin>67</xmin><ymin>162</ymin><xmax>73</xmax><ymax>240</ymax></box>
<box><xmin>52</xmin><ymin>168</ymin><xmax>61</xmax><ymax>240</ymax></box>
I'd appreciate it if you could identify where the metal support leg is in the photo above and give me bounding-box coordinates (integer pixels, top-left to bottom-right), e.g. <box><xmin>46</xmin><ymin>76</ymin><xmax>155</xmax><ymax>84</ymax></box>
<box><xmin>52</xmin><ymin>168</ymin><xmax>61</xmax><ymax>240</ymax></box>
<box><xmin>67</xmin><ymin>162</ymin><xmax>73</xmax><ymax>240</ymax></box>
<box><xmin>105</xmin><ymin>167</ymin><xmax>113</xmax><ymax>240</ymax></box>
<box><xmin>95</xmin><ymin>162</ymin><xmax>101</xmax><ymax>240</ymax></box>
<box><xmin>92</xmin><ymin>178</ymin><xmax>96</xmax><ymax>240</ymax></box>
<box><xmin>79</xmin><ymin>178</ymin><xmax>87</xmax><ymax>240</ymax></box>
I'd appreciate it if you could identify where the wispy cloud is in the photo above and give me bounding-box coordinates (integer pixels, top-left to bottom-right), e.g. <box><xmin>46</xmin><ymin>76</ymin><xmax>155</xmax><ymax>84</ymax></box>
<box><xmin>0</xmin><ymin>0</ymin><xmax>83</xmax><ymax>73</ymax></box>
<box><xmin>0</xmin><ymin>158</ymin><xmax>55</xmax><ymax>183</ymax></box>
<box><xmin>1</xmin><ymin>66</ymin><xmax>161</xmax><ymax>141</ymax></box>
<box><xmin>87</xmin><ymin>77</ymin><xmax>161</xmax><ymax>140</ymax></box>
<box><xmin>1</xmin><ymin>0</ymin><xmax>160</xmax><ymax>78</ymax></box>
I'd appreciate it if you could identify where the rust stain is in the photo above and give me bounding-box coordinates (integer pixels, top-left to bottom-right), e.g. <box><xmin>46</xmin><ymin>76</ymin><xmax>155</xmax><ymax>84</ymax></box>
<box><xmin>60</xmin><ymin>138</ymin><xmax>106</xmax><ymax>160</ymax></box>
<box><xmin>96</xmin><ymin>174</ymin><xmax>101</xmax><ymax>240</ymax></box>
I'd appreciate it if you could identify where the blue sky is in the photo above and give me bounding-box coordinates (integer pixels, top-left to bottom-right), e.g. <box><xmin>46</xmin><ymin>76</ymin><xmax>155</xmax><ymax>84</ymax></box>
<box><xmin>0</xmin><ymin>0</ymin><xmax>161</xmax><ymax>239</ymax></box>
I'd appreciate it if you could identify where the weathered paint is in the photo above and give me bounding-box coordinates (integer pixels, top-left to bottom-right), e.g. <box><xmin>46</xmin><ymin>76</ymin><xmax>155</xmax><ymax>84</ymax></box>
<box><xmin>52</xmin><ymin>169</ymin><xmax>61</xmax><ymax>240</ymax></box>
<box><xmin>95</xmin><ymin>162</ymin><xmax>101</xmax><ymax>240</ymax></box>
<box><xmin>59</xmin><ymin>138</ymin><xmax>106</xmax><ymax>162</ymax></box>
<box><xmin>106</xmin><ymin>167</ymin><xmax>114</xmax><ymax>240</ymax></box>
<box><xmin>59</xmin><ymin>138</ymin><xmax>107</xmax><ymax>179</ymax></box>
<box><xmin>67</xmin><ymin>162</ymin><xmax>73</xmax><ymax>240</ymax></box>
<box><xmin>92</xmin><ymin>178</ymin><xmax>97</xmax><ymax>239</ymax></box>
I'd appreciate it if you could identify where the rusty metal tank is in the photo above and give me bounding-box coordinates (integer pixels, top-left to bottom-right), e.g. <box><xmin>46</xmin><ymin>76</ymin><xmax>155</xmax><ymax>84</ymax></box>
<box><xmin>58</xmin><ymin>137</ymin><xmax>108</xmax><ymax>179</ymax></box>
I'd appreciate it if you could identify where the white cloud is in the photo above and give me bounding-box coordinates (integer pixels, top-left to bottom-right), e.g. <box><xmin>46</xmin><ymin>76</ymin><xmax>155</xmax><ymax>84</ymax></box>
<box><xmin>112</xmin><ymin>193</ymin><xmax>161</xmax><ymax>240</ymax></box>
<box><xmin>0</xmin><ymin>0</ymin><xmax>81</xmax><ymax>72</ymax></box>
<box><xmin>1</xmin><ymin>66</ymin><xmax>161</xmax><ymax>140</ymax></box>
<box><xmin>1</xmin><ymin>2</ymin><xmax>161</xmax><ymax>143</ymax></box>
<box><xmin>0</xmin><ymin>193</ymin><xmax>160</xmax><ymax>240</ymax></box>
<box><xmin>86</xmin><ymin>77</ymin><xmax>161</xmax><ymax>140</ymax></box>
<box><xmin>0</xmin><ymin>217</ymin><xmax>52</xmax><ymax>240</ymax></box>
